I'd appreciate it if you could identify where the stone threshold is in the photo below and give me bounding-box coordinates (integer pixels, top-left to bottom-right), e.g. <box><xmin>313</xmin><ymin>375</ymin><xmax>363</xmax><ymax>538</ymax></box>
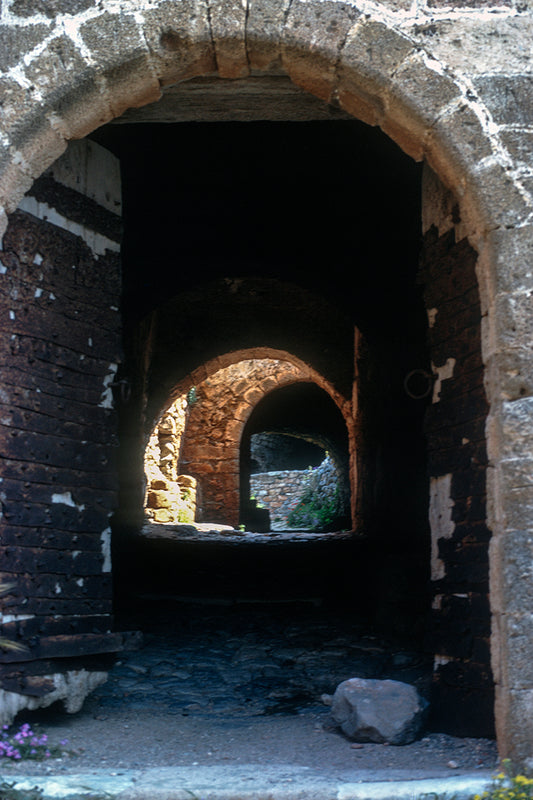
<box><xmin>7</xmin><ymin>765</ymin><xmax>493</xmax><ymax>800</ymax></box>
<box><xmin>141</xmin><ymin>521</ymin><xmax>354</xmax><ymax>544</ymax></box>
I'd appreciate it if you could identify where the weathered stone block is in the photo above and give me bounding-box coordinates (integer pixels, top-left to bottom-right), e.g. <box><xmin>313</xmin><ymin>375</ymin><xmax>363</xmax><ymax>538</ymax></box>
<box><xmin>282</xmin><ymin>0</ymin><xmax>360</xmax><ymax>102</ymax></box>
<box><xmin>381</xmin><ymin>51</ymin><xmax>460</xmax><ymax>157</ymax></box>
<box><xmin>487</xmin><ymin>412</ymin><xmax>533</xmax><ymax>495</ymax></box>
<box><xmin>247</xmin><ymin>0</ymin><xmax>291</xmax><ymax>71</ymax></box>
<box><xmin>490</xmin><ymin>530</ymin><xmax>533</xmax><ymax>616</ymax></box>
<box><xmin>151</xmin><ymin>508</ymin><xmax>174</xmax><ymax>523</ymax></box>
<box><xmin>208</xmin><ymin>0</ymin><xmax>249</xmax><ymax>78</ymax></box>
<box><xmin>414</xmin><ymin>19</ymin><xmax>524</xmax><ymax>77</ymax></box>
<box><xmin>331</xmin><ymin>678</ymin><xmax>428</xmax><ymax>744</ymax></box>
<box><xmin>425</xmin><ymin>104</ymin><xmax>493</xmax><ymax>198</ymax></box>
<box><xmin>479</xmin><ymin>227</ymin><xmax>533</xmax><ymax>300</ymax></box>
<box><xmin>474</xmin><ymin>75</ymin><xmax>533</xmax><ymax>127</ymax></box>
<box><xmin>494</xmin><ymin>611</ymin><xmax>533</xmax><ymax>690</ymax></box>
<box><xmin>79</xmin><ymin>12</ymin><xmax>160</xmax><ymax>118</ymax></box>
<box><xmin>472</xmin><ymin>162</ymin><xmax>531</xmax><ymax>231</ymax></box>
<box><xmin>143</xmin><ymin>0</ymin><xmax>215</xmax><ymax>86</ymax></box>
<box><xmin>337</xmin><ymin>20</ymin><xmax>413</xmax><ymax>125</ymax></box>
<box><xmin>486</xmin><ymin>345</ymin><xmax>533</xmax><ymax>401</ymax></box>
<box><xmin>10</xmin><ymin>0</ymin><xmax>94</xmax><ymax>16</ymax></box>
<box><xmin>493</xmin><ymin>291</ymin><xmax>533</xmax><ymax>352</ymax></box>
<box><xmin>0</xmin><ymin>23</ymin><xmax>51</xmax><ymax>73</ymax></box>
<box><xmin>495</xmin><ymin>685</ymin><xmax>533</xmax><ymax>763</ymax></box>
<box><xmin>500</xmin><ymin>129</ymin><xmax>533</xmax><ymax>169</ymax></box>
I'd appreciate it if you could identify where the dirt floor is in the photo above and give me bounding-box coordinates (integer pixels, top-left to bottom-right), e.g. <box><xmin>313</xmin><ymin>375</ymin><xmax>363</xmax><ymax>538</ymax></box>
<box><xmin>0</xmin><ymin>595</ymin><xmax>499</xmax><ymax>782</ymax></box>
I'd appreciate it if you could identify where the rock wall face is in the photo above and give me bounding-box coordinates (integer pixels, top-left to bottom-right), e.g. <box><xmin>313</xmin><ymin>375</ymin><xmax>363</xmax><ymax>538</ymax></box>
<box><xmin>0</xmin><ymin>0</ymin><xmax>531</xmax><ymax>762</ymax></box>
<box><xmin>251</xmin><ymin>456</ymin><xmax>343</xmax><ymax>530</ymax></box>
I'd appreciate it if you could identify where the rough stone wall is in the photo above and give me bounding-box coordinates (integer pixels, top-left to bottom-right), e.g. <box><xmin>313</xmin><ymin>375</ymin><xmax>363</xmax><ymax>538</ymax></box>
<box><xmin>420</xmin><ymin>167</ymin><xmax>493</xmax><ymax>737</ymax></box>
<box><xmin>0</xmin><ymin>0</ymin><xmax>531</xmax><ymax>762</ymax></box>
<box><xmin>179</xmin><ymin>359</ymin><xmax>313</xmax><ymax>526</ymax></box>
<box><xmin>250</xmin><ymin>433</ymin><xmax>324</xmax><ymax>473</ymax></box>
<box><xmin>0</xmin><ymin>141</ymin><xmax>123</xmax><ymax>721</ymax></box>
<box><xmin>250</xmin><ymin>456</ymin><xmax>341</xmax><ymax>530</ymax></box>
<box><xmin>143</xmin><ymin>397</ymin><xmax>197</xmax><ymax>524</ymax></box>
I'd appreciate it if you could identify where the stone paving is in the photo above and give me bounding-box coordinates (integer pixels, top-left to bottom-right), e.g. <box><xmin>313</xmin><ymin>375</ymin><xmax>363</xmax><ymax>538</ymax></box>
<box><xmin>94</xmin><ymin>596</ymin><xmax>434</xmax><ymax>719</ymax></box>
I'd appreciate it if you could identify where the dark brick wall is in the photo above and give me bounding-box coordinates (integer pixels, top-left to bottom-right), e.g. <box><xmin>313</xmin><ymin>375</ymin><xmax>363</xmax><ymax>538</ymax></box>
<box><xmin>0</xmin><ymin>182</ymin><xmax>123</xmax><ymax>688</ymax></box>
<box><xmin>419</xmin><ymin>225</ymin><xmax>494</xmax><ymax>737</ymax></box>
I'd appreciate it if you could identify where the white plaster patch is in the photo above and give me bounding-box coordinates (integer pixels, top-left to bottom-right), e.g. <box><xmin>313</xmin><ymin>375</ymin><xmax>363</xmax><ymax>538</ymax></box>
<box><xmin>34</xmin><ymin>288</ymin><xmax>42</xmax><ymax>298</ymax></box>
<box><xmin>0</xmin><ymin>670</ymin><xmax>108</xmax><ymax>727</ymax></box>
<box><xmin>99</xmin><ymin>363</ymin><xmax>118</xmax><ymax>409</ymax></box>
<box><xmin>432</xmin><ymin>594</ymin><xmax>443</xmax><ymax>610</ymax></box>
<box><xmin>0</xmin><ymin>614</ymin><xmax>34</xmax><ymax>624</ymax></box>
<box><xmin>431</xmin><ymin>358</ymin><xmax>456</xmax><ymax>403</ymax></box>
<box><xmin>76</xmin><ymin>578</ymin><xmax>84</xmax><ymax>588</ymax></box>
<box><xmin>49</xmin><ymin>292</ymin><xmax>56</xmax><ymax>300</ymax></box>
<box><xmin>51</xmin><ymin>492</ymin><xmax>85</xmax><ymax>512</ymax></box>
<box><xmin>100</xmin><ymin>527</ymin><xmax>112</xmax><ymax>573</ymax></box>
<box><xmin>17</xmin><ymin>196</ymin><xmax>120</xmax><ymax>257</ymax></box>
<box><xmin>72</xmin><ymin>551</ymin><xmax>81</xmax><ymax>559</ymax></box>
<box><xmin>54</xmin><ymin>583</ymin><xmax>62</xmax><ymax>595</ymax></box>
<box><xmin>434</xmin><ymin>654</ymin><xmax>453</xmax><ymax>671</ymax></box>
<box><xmin>429</xmin><ymin>473</ymin><xmax>455</xmax><ymax>581</ymax></box>
<box><xmin>0</xmin><ymin>264</ymin><xmax>7</xmax><ymax>274</ymax></box>
<box><xmin>427</xmin><ymin>308</ymin><xmax>438</xmax><ymax>328</ymax></box>
<box><xmin>33</xmin><ymin>253</ymin><xmax>43</xmax><ymax>266</ymax></box>
<box><xmin>9</xmin><ymin>310</ymin><xmax>15</xmax><ymax>320</ymax></box>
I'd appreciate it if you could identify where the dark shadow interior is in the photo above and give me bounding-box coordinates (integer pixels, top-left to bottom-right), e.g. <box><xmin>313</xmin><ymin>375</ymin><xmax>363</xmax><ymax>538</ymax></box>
<box><xmin>91</xmin><ymin>117</ymin><xmax>432</xmax><ymax>700</ymax></box>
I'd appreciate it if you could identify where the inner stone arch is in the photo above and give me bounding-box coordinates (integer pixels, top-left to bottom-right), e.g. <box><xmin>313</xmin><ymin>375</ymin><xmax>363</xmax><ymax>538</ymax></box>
<box><xmin>241</xmin><ymin>381</ymin><xmax>352</xmax><ymax>532</ymax></box>
<box><xmin>143</xmin><ymin>353</ymin><xmax>350</xmax><ymax>530</ymax></box>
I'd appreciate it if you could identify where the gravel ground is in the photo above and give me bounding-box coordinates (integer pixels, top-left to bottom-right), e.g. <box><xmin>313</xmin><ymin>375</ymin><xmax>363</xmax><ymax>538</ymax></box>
<box><xmin>0</xmin><ymin>597</ymin><xmax>499</xmax><ymax>781</ymax></box>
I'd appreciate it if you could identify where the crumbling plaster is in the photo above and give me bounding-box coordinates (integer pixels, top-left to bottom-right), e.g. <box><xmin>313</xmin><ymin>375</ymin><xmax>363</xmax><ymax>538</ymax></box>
<box><xmin>0</xmin><ymin>0</ymin><xmax>532</xmax><ymax>763</ymax></box>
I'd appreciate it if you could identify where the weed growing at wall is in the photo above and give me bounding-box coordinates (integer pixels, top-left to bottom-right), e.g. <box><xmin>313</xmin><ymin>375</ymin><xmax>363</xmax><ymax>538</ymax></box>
<box><xmin>287</xmin><ymin>484</ymin><xmax>341</xmax><ymax>530</ymax></box>
<box><xmin>474</xmin><ymin>761</ymin><xmax>533</xmax><ymax>800</ymax></box>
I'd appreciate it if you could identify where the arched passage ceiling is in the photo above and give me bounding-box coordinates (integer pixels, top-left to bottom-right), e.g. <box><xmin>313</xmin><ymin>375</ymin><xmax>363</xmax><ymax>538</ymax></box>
<box><xmin>92</xmin><ymin>117</ymin><xmax>423</xmax><ymax>333</ymax></box>
<box><xmin>244</xmin><ymin>382</ymin><xmax>349</xmax><ymax>458</ymax></box>
<box><xmin>94</xmin><ymin>116</ymin><xmax>428</xmax><ymax>435</ymax></box>
<box><xmin>143</xmin><ymin>275</ymin><xmax>361</xmax><ymax>428</ymax></box>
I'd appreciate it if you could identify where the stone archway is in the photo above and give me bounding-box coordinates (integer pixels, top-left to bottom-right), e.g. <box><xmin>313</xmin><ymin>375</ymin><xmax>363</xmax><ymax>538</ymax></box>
<box><xmin>0</xmin><ymin>0</ymin><xmax>531</xmax><ymax>762</ymax></box>
<box><xmin>143</xmin><ymin>350</ymin><xmax>354</xmax><ymax>529</ymax></box>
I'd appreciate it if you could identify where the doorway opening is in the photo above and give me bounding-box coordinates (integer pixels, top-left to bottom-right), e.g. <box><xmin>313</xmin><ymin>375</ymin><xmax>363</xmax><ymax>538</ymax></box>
<box><xmin>241</xmin><ymin>382</ymin><xmax>351</xmax><ymax>532</ymax></box>
<box><xmin>85</xmin><ymin>105</ymin><xmax>491</xmax><ymax>740</ymax></box>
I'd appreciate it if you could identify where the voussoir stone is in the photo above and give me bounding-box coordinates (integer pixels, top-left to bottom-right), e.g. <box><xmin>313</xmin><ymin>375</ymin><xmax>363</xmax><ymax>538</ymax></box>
<box><xmin>331</xmin><ymin>677</ymin><xmax>428</xmax><ymax>745</ymax></box>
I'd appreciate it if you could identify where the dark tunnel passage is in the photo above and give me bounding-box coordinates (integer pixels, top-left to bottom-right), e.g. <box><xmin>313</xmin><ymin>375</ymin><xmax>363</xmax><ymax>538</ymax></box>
<box><xmin>90</xmin><ymin>116</ymin><xmax>437</xmax><ymax>725</ymax></box>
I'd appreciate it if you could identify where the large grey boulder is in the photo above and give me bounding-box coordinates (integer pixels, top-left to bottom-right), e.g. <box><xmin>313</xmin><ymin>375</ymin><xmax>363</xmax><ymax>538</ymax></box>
<box><xmin>330</xmin><ymin>678</ymin><xmax>428</xmax><ymax>745</ymax></box>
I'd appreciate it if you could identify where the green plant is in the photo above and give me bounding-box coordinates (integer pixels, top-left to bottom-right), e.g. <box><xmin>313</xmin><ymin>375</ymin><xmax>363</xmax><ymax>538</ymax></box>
<box><xmin>177</xmin><ymin>508</ymin><xmax>194</xmax><ymax>523</ymax></box>
<box><xmin>287</xmin><ymin>486</ymin><xmax>341</xmax><ymax>531</ymax></box>
<box><xmin>474</xmin><ymin>760</ymin><xmax>533</xmax><ymax>800</ymax></box>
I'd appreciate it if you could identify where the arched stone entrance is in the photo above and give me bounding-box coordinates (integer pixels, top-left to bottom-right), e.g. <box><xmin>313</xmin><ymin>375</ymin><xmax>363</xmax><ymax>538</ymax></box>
<box><xmin>0</xmin><ymin>0</ymin><xmax>532</xmax><ymax>764</ymax></box>
<box><xmin>143</xmin><ymin>351</ymin><xmax>353</xmax><ymax>530</ymax></box>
